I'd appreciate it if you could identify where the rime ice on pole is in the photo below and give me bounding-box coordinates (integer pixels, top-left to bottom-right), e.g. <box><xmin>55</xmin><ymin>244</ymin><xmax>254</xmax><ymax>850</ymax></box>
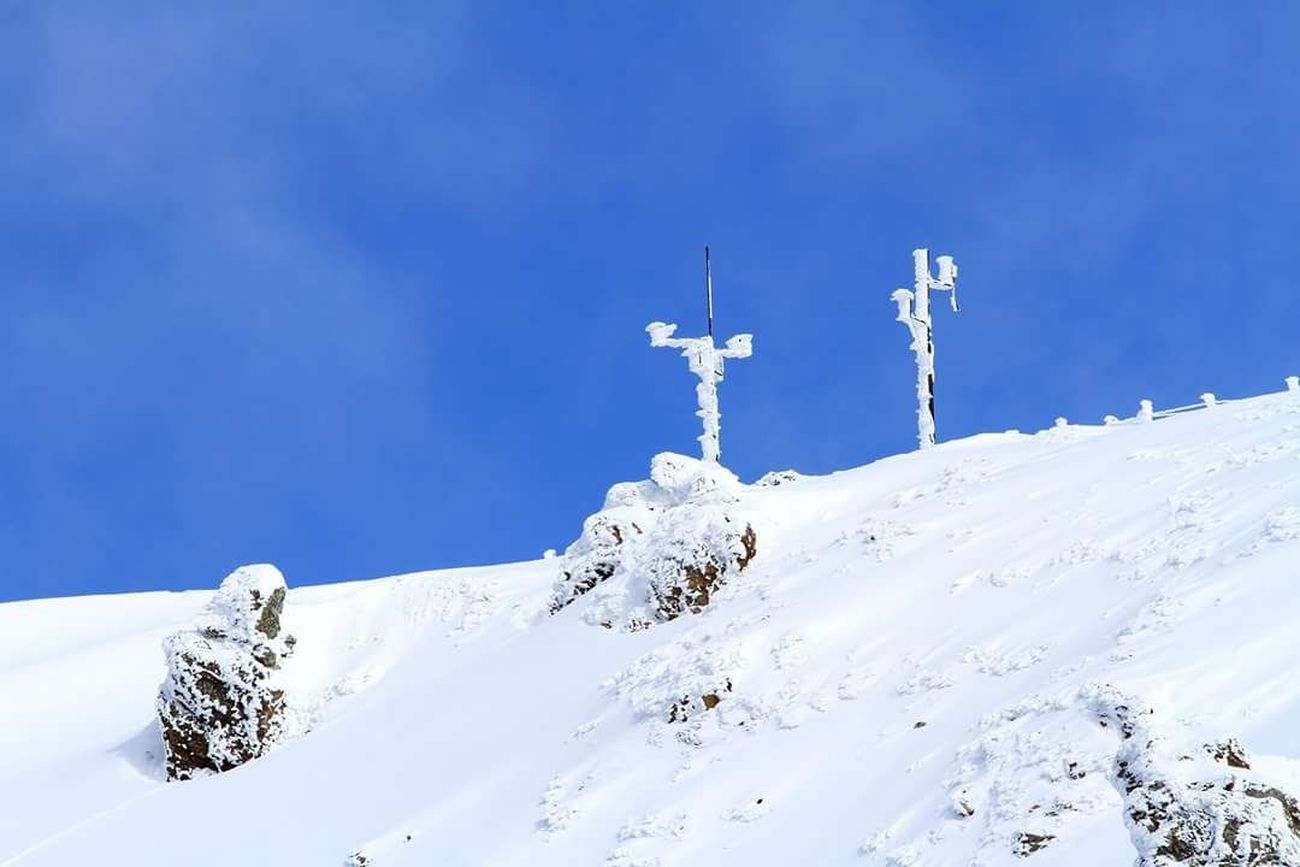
<box><xmin>1138</xmin><ymin>399</ymin><xmax>1154</xmax><ymax>423</ymax></box>
<box><xmin>892</xmin><ymin>248</ymin><xmax>958</xmax><ymax>450</ymax></box>
<box><xmin>646</xmin><ymin>322</ymin><xmax>752</xmax><ymax>464</ymax></box>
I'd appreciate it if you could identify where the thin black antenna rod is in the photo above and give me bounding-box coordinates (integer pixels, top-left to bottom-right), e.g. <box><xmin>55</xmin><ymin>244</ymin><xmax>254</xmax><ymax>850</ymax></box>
<box><xmin>705</xmin><ymin>245</ymin><xmax>714</xmax><ymax>337</ymax></box>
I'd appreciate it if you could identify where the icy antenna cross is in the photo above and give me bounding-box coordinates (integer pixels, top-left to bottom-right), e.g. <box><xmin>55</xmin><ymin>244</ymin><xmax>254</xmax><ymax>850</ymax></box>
<box><xmin>892</xmin><ymin>248</ymin><xmax>958</xmax><ymax>450</ymax></box>
<box><xmin>647</xmin><ymin>247</ymin><xmax>753</xmax><ymax>464</ymax></box>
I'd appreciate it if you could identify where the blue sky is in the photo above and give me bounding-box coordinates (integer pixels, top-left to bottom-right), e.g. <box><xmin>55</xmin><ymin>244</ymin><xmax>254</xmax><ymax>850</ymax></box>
<box><xmin>2</xmin><ymin>2</ymin><xmax>1297</xmax><ymax>602</ymax></box>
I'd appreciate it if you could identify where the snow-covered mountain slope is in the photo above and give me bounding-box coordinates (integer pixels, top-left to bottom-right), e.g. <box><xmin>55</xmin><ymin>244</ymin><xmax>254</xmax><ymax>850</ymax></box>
<box><xmin>3</xmin><ymin>389</ymin><xmax>1300</xmax><ymax>866</ymax></box>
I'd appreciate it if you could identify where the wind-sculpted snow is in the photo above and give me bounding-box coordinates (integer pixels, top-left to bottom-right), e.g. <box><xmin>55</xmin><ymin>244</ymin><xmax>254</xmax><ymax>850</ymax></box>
<box><xmin>3</xmin><ymin>386</ymin><xmax>1300</xmax><ymax>866</ymax></box>
<box><xmin>156</xmin><ymin>564</ymin><xmax>296</xmax><ymax>780</ymax></box>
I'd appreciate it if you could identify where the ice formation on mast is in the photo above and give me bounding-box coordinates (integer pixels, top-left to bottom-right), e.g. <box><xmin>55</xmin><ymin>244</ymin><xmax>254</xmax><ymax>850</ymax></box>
<box><xmin>647</xmin><ymin>248</ymin><xmax>753</xmax><ymax>463</ymax></box>
<box><xmin>892</xmin><ymin>248</ymin><xmax>958</xmax><ymax>450</ymax></box>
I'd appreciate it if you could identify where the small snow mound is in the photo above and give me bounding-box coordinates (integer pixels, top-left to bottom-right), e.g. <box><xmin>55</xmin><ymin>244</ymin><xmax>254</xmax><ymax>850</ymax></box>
<box><xmin>1262</xmin><ymin>507</ymin><xmax>1300</xmax><ymax>543</ymax></box>
<box><xmin>200</xmin><ymin>563</ymin><xmax>289</xmax><ymax>643</ymax></box>
<box><xmin>648</xmin><ymin>452</ymin><xmax>741</xmax><ymax>503</ymax></box>
<box><xmin>754</xmin><ymin>469</ymin><xmax>803</xmax><ymax>487</ymax></box>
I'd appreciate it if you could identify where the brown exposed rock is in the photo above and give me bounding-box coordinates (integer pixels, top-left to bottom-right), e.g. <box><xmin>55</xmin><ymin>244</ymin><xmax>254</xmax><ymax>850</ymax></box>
<box><xmin>667</xmin><ymin>679</ymin><xmax>733</xmax><ymax>723</ymax></box>
<box><xmin>652</xmin><ymin>523</ymin><xmax>757</xmax><ymax>621</ymax></box>
<box><xmin>1206</xmin><ymin>738</ymin><xmax>1251</xmax><ymax>770</ymax></box>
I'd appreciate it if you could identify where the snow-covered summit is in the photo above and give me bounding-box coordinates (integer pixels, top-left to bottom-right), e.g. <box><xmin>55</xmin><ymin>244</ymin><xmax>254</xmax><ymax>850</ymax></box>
<box><xmin>2</xmin><ymin>387</ymin><xmax>1300</xmax><ymax>865</ymax></box>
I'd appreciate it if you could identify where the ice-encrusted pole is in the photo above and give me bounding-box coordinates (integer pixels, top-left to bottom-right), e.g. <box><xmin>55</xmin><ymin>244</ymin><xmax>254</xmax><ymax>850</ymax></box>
<box><xmin>892</xmin><ymin>248</ymin><xmax>958</xmax><ymax>450</ymax></box>
<box><xmin>647</xmin><ymin>323</ymin><xmax>752</xmax><ymax>463</ymax></box>
<box><xmin>647</xmin><ymin>252</ymin><xmax>752</xmax><ymax>462</ymax></box>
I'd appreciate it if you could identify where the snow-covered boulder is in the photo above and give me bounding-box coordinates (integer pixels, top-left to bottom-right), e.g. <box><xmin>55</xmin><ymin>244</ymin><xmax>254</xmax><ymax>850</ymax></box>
<box><xmin>547</xmin><ymin>503</ymin><xmax>654</xmax><ymax>616</ymax></box>
<box><xmin>1091</xmin><ymin>688</ymin><xmax>1300</xmax><ymax>865</ymax></box>
<box><xmin>643</xmin><ymin>503</ymin><xmax>757</xmax><ymax>621</ymax></box>
<box><xmin>549</xmin><ymin>453</ymin><xmax>758</xmax><ymax>628</ymax></box>
<box><xmin>754</xmin><ymin>469</ymin><xmax>803</xmax><ymax>487</ymax></box>
<box><xmin>157</xmin><ymin>564</ymin><xmax>296</xmax><ymax>781</ymax></box>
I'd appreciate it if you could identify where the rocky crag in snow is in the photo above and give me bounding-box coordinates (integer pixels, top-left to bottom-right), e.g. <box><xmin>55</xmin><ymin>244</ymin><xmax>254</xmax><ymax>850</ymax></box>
<box><xmin>1091</xmin><ymin>687</ymin><xmax>1300</xmax><ymax>866</ymax></box>
<box><xmin>549</xmin><ymin>452</ymin><xmax>758</xmax><ymax>630</ymax></box>
<box><xmin>157</xmin><ymin>564</ymin><xmax>296</xmax><ymax>780</ymax></box>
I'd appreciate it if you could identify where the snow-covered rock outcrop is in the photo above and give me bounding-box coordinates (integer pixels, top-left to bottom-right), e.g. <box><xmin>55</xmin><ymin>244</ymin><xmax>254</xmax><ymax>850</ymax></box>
<box><xmin>157</xmin><ymin>564</ymin><xmax>297</xmax><ymax>780</ymax></box>
<box><xmin>1091</xmin><ymin>687</ymin><xmax>1300</xmax><ymax>865</ymax></box>
<box><xmin>549</xmin><ymin>452</ymin><xmax>757</xmax><ymax>628</ymax></box>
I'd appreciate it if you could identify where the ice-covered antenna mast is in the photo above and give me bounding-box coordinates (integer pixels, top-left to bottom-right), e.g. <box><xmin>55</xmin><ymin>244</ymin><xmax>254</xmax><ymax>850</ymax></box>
<box><xmin>647</xmin><ymin>249</ymin><xmax>753</xmax><ymax>463</ymax></box>
<box><xmin>891</xmin><ymin>248</ymin><xmax>958</xmax><ymax>450</ymax></box>
<box><xmin>705</xmin><ymin>245</ymin><xmax>714</xmax><ymax>337</ymax></box>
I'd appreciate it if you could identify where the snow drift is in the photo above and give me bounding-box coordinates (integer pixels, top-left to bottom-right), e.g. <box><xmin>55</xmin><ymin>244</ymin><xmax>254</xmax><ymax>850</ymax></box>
<box><xmin>2</xmin><ymin>387</ymin><xmax>1300</xmax><ymax>866</ymax></box>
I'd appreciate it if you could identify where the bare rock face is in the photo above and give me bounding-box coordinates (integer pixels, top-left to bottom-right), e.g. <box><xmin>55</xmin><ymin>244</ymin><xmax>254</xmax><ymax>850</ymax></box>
<box><xmin>549</xmin><ymin>453</ymin><xmax>758</xmax><ymax>628</ymax></box>
<box><xmin>1091</xmin><ymin>688</ymin><xmax>1300</xmax><ymax>865</ymax></box>
<box><xmin>157</xmin><ymin>564</ymin><xmax>296</xmax><ymax>781</ymax></box>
